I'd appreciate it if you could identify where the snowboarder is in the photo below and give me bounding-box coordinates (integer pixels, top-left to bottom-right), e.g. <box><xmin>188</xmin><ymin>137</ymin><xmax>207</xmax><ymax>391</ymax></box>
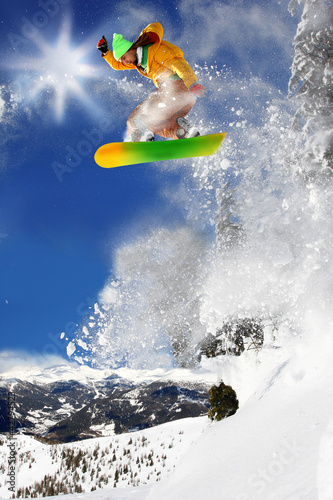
<box><xmin>97</xmin><ymin>22</ymin><xmax>206</xmax><ymax>142</ymax></box>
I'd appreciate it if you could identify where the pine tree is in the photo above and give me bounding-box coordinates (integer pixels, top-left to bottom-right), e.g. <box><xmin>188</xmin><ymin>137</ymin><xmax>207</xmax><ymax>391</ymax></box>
<box><xmin>208</xmin><ymin>382</ymin><xmax>239</xmax><ymax>421</ymax></box>
<box><xmin>288</xmin><ymin>0</ymin><xmax>333</xmax><ymax>171</ymax></box>
<box><xmin>114</xmin><ymin>468</ymin><xmax>119</xmax><ymax>483</ymax></box>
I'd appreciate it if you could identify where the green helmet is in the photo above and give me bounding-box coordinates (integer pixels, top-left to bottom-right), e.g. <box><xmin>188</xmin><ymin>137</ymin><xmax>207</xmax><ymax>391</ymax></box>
<box><xmin>112</xmin><ymin>33</ymin><xmax>133</xmax><ymax>60</ymax></box>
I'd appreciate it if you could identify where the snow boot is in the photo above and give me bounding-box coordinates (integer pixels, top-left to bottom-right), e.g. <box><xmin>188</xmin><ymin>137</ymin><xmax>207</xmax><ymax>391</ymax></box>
<box><xmin>130</xmin><ymin>117</ymin><xmax>154</xmax><ymax>142</ymax></box>
<box><xmin>176</xmin><ymin>117</ymin><xmax>200</xmax><ymax>139</ymax></box>
<box><xmin>140</xmin><ymin>130</ymin><xmax>155</xmax><ymax>142</ymax></box>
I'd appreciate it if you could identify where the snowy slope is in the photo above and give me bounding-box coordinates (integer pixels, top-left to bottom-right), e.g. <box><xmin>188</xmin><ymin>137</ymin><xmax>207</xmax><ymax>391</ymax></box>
<box><xmin>3</xmin><ymin>331</ymin><xmax>333</xmax><ymax>499</ymax></box>
<box><xmin>150</xmin><ymin>335</ymin><xmax>333</xmax><ymax>500</ymax></box>
<box><xmin>1</xmin><ymin>416</ymin><xmax>207</xmax><ymax>498</ymax></box>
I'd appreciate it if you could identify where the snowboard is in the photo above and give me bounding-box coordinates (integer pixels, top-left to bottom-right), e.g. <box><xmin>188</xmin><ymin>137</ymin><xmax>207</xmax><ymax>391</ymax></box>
<box><xmin>94</xmin><ymin>133</ymin><xmax>227</xmax><ymax>169</ymax></box>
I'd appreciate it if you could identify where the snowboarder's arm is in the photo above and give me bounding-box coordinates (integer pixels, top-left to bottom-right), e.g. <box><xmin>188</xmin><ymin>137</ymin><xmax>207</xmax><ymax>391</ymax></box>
<box><xmin>166</xmin><ymin>57</ymin><xmax>197</xmax><ymax>89</ymax></box>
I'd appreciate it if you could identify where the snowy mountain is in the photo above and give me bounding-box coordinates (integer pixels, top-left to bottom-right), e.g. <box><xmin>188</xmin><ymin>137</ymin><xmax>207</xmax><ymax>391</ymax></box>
<box><xmin>0</xmin><ymin>362</ymin><xmax>211</xmax><ymax>442</ymax></box>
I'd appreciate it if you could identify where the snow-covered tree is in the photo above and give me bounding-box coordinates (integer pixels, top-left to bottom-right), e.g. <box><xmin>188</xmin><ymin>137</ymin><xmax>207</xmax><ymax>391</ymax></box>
<box><xmin>216</xmin><ymin>182</ymin><xmax>243</xmax><ymax>252</ymax></box>
<box><xmin>288</xmin><ymin>0</ymin><xmax>333</xmax><ymax>171</ymax></box>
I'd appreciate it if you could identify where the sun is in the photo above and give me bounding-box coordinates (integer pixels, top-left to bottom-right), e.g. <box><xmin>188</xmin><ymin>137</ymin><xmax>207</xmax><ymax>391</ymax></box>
<box><xmin>10</xmin><ymin>21</ymin><xmax>100</xmax><ymax>122</ymax></box>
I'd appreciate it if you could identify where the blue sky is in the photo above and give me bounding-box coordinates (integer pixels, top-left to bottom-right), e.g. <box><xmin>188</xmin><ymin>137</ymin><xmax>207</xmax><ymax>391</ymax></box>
<box><xmin>0</xmin><ymin>0</ymin><xmax>300</xmax><ymax>364</ymax></box>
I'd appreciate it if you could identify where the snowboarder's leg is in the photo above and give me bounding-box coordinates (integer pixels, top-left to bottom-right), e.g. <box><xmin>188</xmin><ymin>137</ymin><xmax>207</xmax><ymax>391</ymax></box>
<box><xmin>126</xmin><ymin>114</ymin><xmax>154</xmax><ymax>142</ymax></box>
<box><xmin>151</xmin><ymin>80</ymin><xmax>197</xmax><ymax>139</ymax></box>
<box><xmin>127</xmin><ymin>79</ymin><xmax>197</xmax><ymax>141</ymax></box>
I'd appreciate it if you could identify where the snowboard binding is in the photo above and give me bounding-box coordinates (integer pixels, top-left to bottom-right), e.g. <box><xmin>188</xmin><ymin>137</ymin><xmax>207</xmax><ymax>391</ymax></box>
<box><xmin>176</xmin><ymin>117</ymin><xmax>200</xmax><ymax>139</ymax></box>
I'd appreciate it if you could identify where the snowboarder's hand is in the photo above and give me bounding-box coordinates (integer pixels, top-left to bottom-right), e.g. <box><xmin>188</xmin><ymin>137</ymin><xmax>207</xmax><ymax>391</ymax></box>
<box><xmin>190</xmin><ymin>84</ymin><xmax>206</xmax><ymax>98</ymax></box>
<box><xmin>97</xmin><ymin>36</ymin><xmax>109</xmax><ymax>54</ymax></box>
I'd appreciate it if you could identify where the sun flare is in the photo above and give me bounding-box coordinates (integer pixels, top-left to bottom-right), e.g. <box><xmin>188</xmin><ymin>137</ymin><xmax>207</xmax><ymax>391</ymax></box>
<box><xmin>10</xmin><ymin>21</ymin><xmax>100</xmax><ymax>122</ymax></box>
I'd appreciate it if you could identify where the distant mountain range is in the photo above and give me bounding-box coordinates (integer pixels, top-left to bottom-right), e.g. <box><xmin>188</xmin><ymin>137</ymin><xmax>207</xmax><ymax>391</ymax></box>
<box><xmin>0</xmin><ymin>367</ymin><xmax>210</xmax><ymax>442</ymax></box>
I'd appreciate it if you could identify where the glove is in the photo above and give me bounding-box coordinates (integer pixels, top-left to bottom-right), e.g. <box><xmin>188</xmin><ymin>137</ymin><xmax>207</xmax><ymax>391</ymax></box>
<box><xmin>97</xmin><ymin>36</ymin><xmax>109</xmax><ymax>54</ymax></box>
<box><xmin>190</xmin><ymin>84</ymin><xmax>206</xmax><ymax>98</ymax></box>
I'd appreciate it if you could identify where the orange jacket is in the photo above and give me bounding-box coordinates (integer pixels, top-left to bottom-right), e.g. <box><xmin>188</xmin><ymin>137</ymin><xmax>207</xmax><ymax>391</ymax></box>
<box><xmin>103</xmin><ymin>22</ymin><xmax>197</xmax><ymax>89</ymax></box>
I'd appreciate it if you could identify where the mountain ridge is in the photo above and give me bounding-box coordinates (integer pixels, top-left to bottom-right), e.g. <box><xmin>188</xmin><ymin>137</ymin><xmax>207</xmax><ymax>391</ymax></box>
<box><xmin>0</xmin><ymin>364</ymin><xmax>212</xmax><ymax>442</ymax></box>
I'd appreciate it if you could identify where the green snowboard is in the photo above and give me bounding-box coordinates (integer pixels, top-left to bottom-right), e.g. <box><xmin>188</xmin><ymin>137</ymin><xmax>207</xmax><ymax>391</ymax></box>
<box><xmin>94</xmin><ymin>133</ymin><xmax>227</xmax><ymax>169</ymax></box>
